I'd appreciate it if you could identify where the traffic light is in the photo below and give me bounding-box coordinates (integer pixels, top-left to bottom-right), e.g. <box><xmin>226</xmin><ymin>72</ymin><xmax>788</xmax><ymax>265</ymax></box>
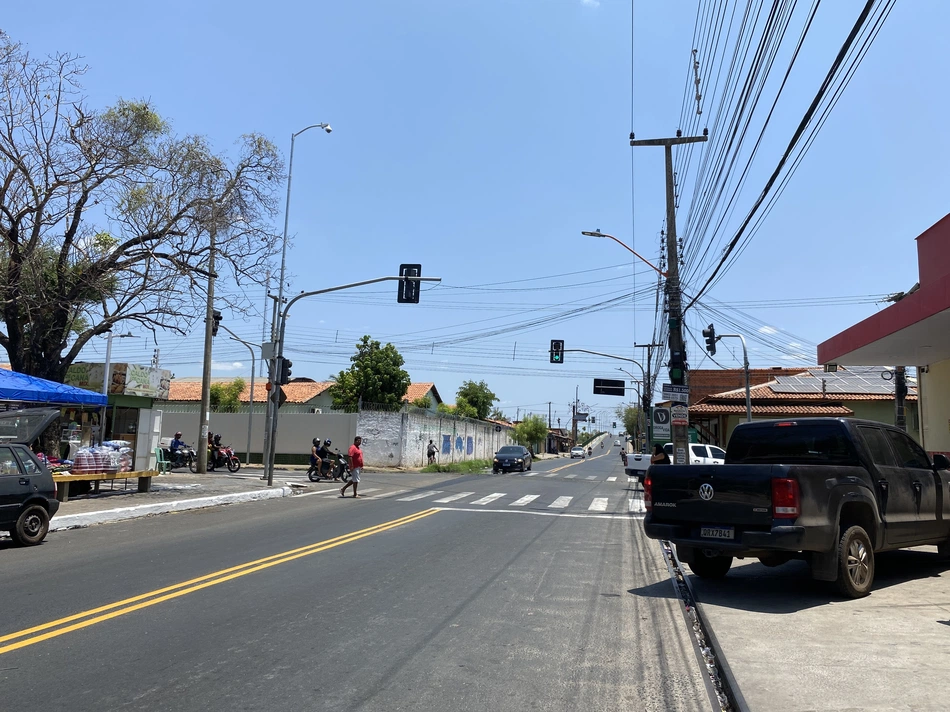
<box><xmin>211</xmin><ymin>309</ymin><xmax>222</xmax><ymax>337</ymax></box>
<box><xmin>702</xmin><ymin>323</ymin><xmax>717</xmax><ymax>356</ymax></box>
<box><xmin>669</xmin><ymin>349</ymin><xmax>687</xmax><ymax>384</ymax></box>
<box><xmin>612</xmin><ymin>421</ymin><xmax>617</xmax><ymax>428</ymax></box>
<box><xmin>550</xmin><ymin>339</ymin><xmax>564</xmax><ymax>364</ymax></box>
<box><xmin>590</xmin><ymin>416</ymin><xmax>596</xmax><ymax>424</ymax></box>
<box><xmin>278</xmin><ymin>358</ymin><xmax>293</xmax><ymax>385</ymax></box>
<box><xmin>397</xmin><ymin>264</ymin><xmax>422</xmax><ymax>304</ymax></box>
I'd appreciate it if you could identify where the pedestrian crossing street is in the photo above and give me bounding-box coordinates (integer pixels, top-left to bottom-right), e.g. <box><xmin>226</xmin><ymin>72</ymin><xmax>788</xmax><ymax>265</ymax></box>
<box><xmin>359</xmin><ymin>488</ymin><xmax>647</xmax><ymax>514</ymax></box>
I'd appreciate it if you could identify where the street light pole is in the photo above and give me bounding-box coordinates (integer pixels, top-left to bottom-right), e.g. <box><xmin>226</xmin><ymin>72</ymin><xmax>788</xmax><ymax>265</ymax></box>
<box><xmin>263</xmin><ymin>274</ymin><xmax>441</xmax><ymax>486</ymax></box>
<box><xmin>717</xmin><ymin>334</ymin><xmax>752</xmax><ymax>422</ymax></box>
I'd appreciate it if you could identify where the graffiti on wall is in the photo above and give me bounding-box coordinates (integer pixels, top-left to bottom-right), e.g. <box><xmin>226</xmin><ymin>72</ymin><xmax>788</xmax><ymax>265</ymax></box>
<box><xmin>466</xmin><ymin>436</ymin><xmax>474</xmax><ymax>455</ymax></box>
<box><xmin>442</xmin><ymin>434</ymin><xmax>451</xmax><ymax>455</ymax></box>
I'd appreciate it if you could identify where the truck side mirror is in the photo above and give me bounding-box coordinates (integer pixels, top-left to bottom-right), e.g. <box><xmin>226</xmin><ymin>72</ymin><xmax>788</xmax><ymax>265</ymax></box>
<box><xmin>933</xmin><ymin>453</ymin><xmax>950</xmax><ymax>470</ymax></box>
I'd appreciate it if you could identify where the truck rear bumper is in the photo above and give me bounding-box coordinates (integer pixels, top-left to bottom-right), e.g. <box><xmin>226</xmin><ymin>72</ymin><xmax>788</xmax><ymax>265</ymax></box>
<box><xmin>644</xmin><ymin>519</ymin><xmax>812</xmax><ymax>553</ymax></box>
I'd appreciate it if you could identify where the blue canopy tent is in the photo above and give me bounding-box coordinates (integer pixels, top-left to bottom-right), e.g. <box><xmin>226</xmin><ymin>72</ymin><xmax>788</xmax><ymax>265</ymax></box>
<box><xmin>0</xmin><ymin>368</ymin><xmax>107</xmax><ymax>406</ymax></box>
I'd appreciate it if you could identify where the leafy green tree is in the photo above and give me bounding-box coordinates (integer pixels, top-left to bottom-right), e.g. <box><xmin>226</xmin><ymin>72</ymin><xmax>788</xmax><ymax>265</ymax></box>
<box><xmin>0</xmin><ymin>32</ymin><xmax>282</xmax><ymax>381</ymax></box>
<box><xmin>436</xmin><ymin>398</ymin><xmax>477</xmax><ymax>419</ymax></box>
<box><xmin>411</xmin><ymin>395</ymin><xmax>432</xmax><ymax>409</ymax></box>
<box><xmin>456</xmin><ymin>380</ymin><xmax>498</xmax><ymax>420</ymax></box>
<box><xmin>513</xmin><ymin>414</ymin><xmax>548</xmax><ymax>454</ymax></box>
<box><xmin>330</xmin><ymin>336</ymin><xmax>411</xmax><ymax>409</ymax></box>
<box><xmin>210</xmin><ymin>378</ymin><xmax>245</xmax><ymax>412</ymax></box>
<box><xmin>489</xmin><ymin>408</ymin><xmax>507</xmax><ymax>421</ymax></box>
<box><xmin>616</xmin><ymin>405</ymin><xmax>642</xmax><ymax>438</ymax></box>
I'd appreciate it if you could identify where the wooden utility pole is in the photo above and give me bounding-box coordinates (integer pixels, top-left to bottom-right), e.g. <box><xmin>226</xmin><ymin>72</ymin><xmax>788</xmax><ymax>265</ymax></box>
<box><xmin>631</xmin><ymin>131</ymin><xmax>707</xmax><ymax>463</ymax></box>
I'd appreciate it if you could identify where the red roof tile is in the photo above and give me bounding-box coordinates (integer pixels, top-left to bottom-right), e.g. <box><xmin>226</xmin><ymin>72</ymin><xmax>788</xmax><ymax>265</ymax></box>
<box><xmin>166</xmin><ymin>379</ymin><xmax>333</xmax><ymax>404</ymax></box>
<box><xmin>402</xmin><ymin>383</ymin><xmax>443</xmax><ymax>404</ymax></box>
<box><xmin>687</xmin><ymin>368</ymin><xmax>805</xmax><ymax>406</ymax></box>
<box><xmin>689</xmin><ymin>403</ymin><xmax>854</xmax><ymax>416</ymax></box>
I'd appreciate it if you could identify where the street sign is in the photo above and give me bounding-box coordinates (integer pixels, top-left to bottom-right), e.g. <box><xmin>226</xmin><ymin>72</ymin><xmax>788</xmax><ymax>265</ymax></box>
<box><xmin>277</xmin><ymin>386</ymin><xmax>288</xmax><ymax>409</ymax></box>
<box><xmin>574</xmin><ymin>412</ymin><xmax>589</xmax><ymax>422</ymax></box>
<box><xmin>671</xmin><ymin>404</ymin><xmax>688</xmax><ymax>426</ymax></box>
<box><xmin>652</xmin><ymin>407</ymin><xmax>671</xmax><ymax>440</ymax></box>
<box><xmin>593</xmin><ymin>378</ymin><xmax>625</xmax><ymax>396</ymax></box>
<box><xmin>662</xmin><ymin>383</ymin><xmax>689</xmax><ymax>403</ymax></box>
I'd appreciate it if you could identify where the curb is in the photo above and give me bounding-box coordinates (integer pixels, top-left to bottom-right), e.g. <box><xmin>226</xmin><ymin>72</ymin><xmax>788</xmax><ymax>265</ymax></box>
<box><xmin>50</xmin><ymin>487</ymin><xmax>297</xmax><ymax>532</ymax></box>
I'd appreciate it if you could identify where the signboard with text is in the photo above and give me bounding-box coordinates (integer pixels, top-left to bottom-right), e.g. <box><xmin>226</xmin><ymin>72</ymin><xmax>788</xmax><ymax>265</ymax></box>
<box><xmin>652</xmin><ymin>407</ymin><xmax>671</xmax><ymax>440</ymax></box>
<box><xmin>662</xmin><ymin>383</ymin><xmax>689</xmax><ymax>403</ymax></box>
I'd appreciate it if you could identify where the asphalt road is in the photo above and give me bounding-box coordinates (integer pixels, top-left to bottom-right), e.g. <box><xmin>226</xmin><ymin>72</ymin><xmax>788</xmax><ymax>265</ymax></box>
<box><xmin>1</xmin><ymin>446</ymin><xmax>711</xmax><ymax>711</ymax></box>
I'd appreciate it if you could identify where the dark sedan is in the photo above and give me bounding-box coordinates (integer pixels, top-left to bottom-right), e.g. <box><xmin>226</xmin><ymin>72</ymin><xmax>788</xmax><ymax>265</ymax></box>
<box><xmin>492</xmin><ymin>445</ymin><xmax>532</xmax><ymax>473</ymax></box>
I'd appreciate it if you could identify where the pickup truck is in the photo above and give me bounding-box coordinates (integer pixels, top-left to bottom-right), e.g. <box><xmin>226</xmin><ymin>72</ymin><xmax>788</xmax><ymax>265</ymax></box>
<box><xmin>642</xmin><ymin>418</ymin><xmax>950</xmax><ymax>598</ymax></box>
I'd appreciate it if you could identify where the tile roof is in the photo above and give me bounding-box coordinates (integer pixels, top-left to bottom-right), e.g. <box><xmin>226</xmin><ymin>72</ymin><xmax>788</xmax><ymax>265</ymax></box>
<box><xmin>709</xmin><ymin>380</ymin><xmax>917</xmax><ymax>401</ymax></box>
<box><xmin>687</xmin><ymin>368</ymin><xmax>805</xmax><ymax>406</ymax></box>
<box><xmin>689</xmin><ymin>403</ymin><xmax>854</xmax><ymax>416</ymax></box>
<box><xmin>402</xmin><ymin>382</ymin><xmax>443</xmax><ymax>404</ymax></box>
<box><xmin>166</xmin><ymin>379</ymin><xmax>333</xmax><ymax>404</ymax></box>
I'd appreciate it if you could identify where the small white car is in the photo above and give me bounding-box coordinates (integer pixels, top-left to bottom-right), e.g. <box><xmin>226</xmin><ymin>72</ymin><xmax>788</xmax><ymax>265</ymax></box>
<box><xmin>662</xmin><ymin>442</ymin><xmax>726</xmax><ymax>465</ymax></box>
<box><xmin>614</xmin><ymin>440</ymin><xmax>621</xmax><ymax>447</ymax></box>
<box><xmin>569</xmin><ymin>446</ymin><xmax>586</xmax><ymax>459</ymax></box>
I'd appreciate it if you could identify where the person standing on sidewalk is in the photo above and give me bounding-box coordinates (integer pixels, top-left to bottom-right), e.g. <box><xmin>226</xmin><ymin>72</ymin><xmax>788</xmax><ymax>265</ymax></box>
<box><xmin>341</xmin><ymin>436</ymin><xmax>364</xmax><ymax>498</ymax></box>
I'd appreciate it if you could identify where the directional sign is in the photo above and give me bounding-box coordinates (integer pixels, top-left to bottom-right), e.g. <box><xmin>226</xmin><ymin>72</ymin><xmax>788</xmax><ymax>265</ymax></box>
<box><xmin>671</xmin><ymin>404</ymin><xmax>688</xmax><ymax>426</ymax></box>
<box><xmin>652</xmin><ymin>407</ymin><xmax>671</xmax><ymax>440</ymax></box>
<box><xmin>574</xmin><ymin>412</ymin><xmax>589</xmax><ymax>422</ymax></box>
<box><xmin>662</xmin><ymin>383</ymin><xmax>689</xmax><ymax>403</ymax></box>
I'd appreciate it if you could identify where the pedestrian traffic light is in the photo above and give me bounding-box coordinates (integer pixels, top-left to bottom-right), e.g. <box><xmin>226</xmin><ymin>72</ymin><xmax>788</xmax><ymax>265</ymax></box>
<box><xmin>550</xmin><ymin>339</ymin><xmax>564</xmax><ymax>364</ymax></box>
<box><xmin>703</xmin><ymin>323</ymin><xmax>717</xmax><ymax>356</ymax></box>
<box><xmin>211</xmin><ymin>309</ymin><xmax>222</xmax><ymax>337</ymax></box>
<box><xmin>278</xmin><ymin>358</ymin><xmax>293</xmax><ymax>385</ymax></box>
<box><xmin>397</xmin><ymin>263</ymin><xmax>422</xmax><ymax>304</ymax></box>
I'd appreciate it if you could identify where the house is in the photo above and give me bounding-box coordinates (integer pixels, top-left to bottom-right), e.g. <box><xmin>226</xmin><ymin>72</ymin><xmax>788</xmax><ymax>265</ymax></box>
<box><xmin>690</xmin><ymin>366</ymin><xmax>919</xmax><ymax>447</ymax></box>
<box><xmin>164</xmin><ymin>377</ymin><xmax>335</xmax><ymax>411</ymax></box>
<box><xmin>402</xmin><ymin>383</ymin><xmax>443</xmax><ymax>412</ymax></box>
<box><xmin>686</xmin><ymin>368</ymin><xmax>808</xmax><ymax>407</ymax></box>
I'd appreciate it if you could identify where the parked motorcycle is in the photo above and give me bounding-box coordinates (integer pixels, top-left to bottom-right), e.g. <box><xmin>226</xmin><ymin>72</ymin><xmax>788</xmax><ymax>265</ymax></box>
<box><xmin>167</xmin><ymin>445</ymin><xmax>198</xmax><ymax>472</ymax></box>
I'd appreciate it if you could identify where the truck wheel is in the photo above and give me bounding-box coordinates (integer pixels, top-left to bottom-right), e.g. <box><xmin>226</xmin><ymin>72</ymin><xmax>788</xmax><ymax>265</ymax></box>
<box><xmin>687</xmin><ymin>552</ymin><xmax>733</xmax><ymax>579</ymax></box>
<box><xmin>11</xmin><ymin>504</ymin><xmax>50</xmax><ymax>546</ymax></box>
<box><xmin>836</xmin><ymin>525</ymin><xmax>874</xmax><ymax>598</ymax></box>
<box><xmin>938</xmin><ymin>538</ymin><xmax>950</xmax><ymax>558</ymax></box>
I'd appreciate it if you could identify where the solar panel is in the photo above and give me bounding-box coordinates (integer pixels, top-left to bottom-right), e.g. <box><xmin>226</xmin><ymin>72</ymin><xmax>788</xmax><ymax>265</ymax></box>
<box><xmin>769</xmin><ymin>368</ymin><xmax>912</xmax><ymax>395</ymax></box>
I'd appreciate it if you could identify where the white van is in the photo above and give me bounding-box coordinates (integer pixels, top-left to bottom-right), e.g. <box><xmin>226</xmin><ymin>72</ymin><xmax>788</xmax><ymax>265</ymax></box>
<box><xmin>663</xmin><ymin>442</ymin><xmax>726</xmax><ymax>465</ymax></box>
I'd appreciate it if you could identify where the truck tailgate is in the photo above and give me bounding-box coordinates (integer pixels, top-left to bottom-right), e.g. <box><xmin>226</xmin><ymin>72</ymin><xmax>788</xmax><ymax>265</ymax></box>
<box><xmin>649</xmin><ymin>464</ymin><xmax>775</xmax><ymax>528</ymax></box>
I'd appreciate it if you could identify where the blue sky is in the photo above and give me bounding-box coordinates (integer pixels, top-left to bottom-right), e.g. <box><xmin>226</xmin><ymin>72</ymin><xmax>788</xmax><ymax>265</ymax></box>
<box><xmin>4</xmin><ymin>1</ymin><xmax>949</xmax><ymax>425</ymax></box>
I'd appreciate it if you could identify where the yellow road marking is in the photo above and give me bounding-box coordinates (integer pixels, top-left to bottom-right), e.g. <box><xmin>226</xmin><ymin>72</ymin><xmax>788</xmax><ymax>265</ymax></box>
<box><xmin>0</xmin><ymin>508</ymin><xmax>439</xmax><ymax>656</ymax></box>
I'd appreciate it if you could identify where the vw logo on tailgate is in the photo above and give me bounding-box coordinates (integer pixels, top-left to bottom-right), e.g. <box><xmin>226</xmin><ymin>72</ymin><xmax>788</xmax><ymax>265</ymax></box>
<box><xmin>699</xmin><ymin>483</ymin><xmax>715</xmax><ymax>501</ymax></box>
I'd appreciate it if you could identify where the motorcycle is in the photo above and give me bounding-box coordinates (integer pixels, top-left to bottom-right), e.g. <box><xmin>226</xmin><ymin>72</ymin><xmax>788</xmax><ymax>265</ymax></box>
<box><xmin>307</xmin><ymin>451</ymin><xmax>350</xmax><ymax>482</ymax></box>
<box><xmin>167</xmin><ymin>445</ymin><xmax>198</xmax><ymax>472</ymax></box>
<box><xmin>209</xmin><ymin>442</ymin><xmax>241</xmax><ymax>472</ymax></box>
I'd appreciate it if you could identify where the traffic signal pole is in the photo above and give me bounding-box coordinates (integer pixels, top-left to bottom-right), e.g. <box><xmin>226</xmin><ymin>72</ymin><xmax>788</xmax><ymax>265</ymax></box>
<box><xmin>262</xmin><ymin>274</ymin><xmax>441</xmax><ymax>486</ymax></box>
<box><xmin>631</xmin><ymin>132</ymin><xmax>707</xmax><ymax>464</ymax></box>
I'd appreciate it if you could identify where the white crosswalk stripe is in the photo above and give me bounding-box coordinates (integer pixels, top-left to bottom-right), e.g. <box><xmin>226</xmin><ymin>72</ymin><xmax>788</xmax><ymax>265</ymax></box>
<box><xmin>510</xmin><ymin>495</ymin><xmax>540</xmax><ymax>507</ymax></box>
<box><xmin>607</xmin><ymin>477</ymin><xmax>617</xmax><ymax>482</ymax></box>
<box><xmin>397</xmin><ymin>490</ymin><xmax>443</xmax><ymax>501</ymax></box>
<box><xmin>523</xmin><ymin>472</ymin><xmax>538</xmax><ymax>477</ymax></box>
<box><xmin>470</xmin><ymin>492</ymin><xmax>506</xmax><ymax>505</ymax></box>
<box><xmin>628</xmin><ymin>497</ymin><xmax>646</xmax><ymax>513</ymax></box>
<box><xmin>548</xmin><ymin>496</ymin><xmax>572</xmax><ymax>509</ymax></box>
<box><xmin>543</xmin><ymin>472</ymin><xmax>559</xmax><ymax>478</ymax></box>
<box><xmin>588</xmin><ymin>497</ymin><xmax>608</xmax><ymax>512</ymax></box>
<box><xmin>433</xmin><ymin>492</ymin><xmax>475</xmax><ymax>503</ymax></box>
<box><xmin>363</xmin><ymin>489</ymin><xmax>410</xmax><ymax>499</ymax></box>
<box><xmin>585</xmin><ymin>476</ymin><xmax>598</xmax><ymax>480</ymax></box>
<box><xmin>564</xmin><ymin>474</ymin><xmax>577</xmax><ymax>479</ymax></box>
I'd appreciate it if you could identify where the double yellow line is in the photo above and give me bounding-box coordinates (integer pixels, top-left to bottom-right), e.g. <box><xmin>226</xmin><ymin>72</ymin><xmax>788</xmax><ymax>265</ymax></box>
<box><xmin>0</xmin><ymin>508</ymin><xmax>439</xmax><ymax>656</ymax></box>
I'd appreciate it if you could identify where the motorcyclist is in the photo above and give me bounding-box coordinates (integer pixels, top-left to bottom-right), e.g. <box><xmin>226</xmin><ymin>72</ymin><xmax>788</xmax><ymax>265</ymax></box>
<box><xmin>587</xmin><ymin>446</ymin><xmax>593</xmax><ymax>457</ymax></box>
<box><xmin>306</xmin><ymin>437</ymin><xmax>322</xmax><ymax>478</ymax></box>
<box><xmin>317</xmin><ymin>439</ymin><xmax>340</xmax><ymax>481</ymax></box>
<box><xmin>169</xmin><ymin>431</ymin><xmax>186</xmax><ymax>467</ymax></box>
<box><xmin>209</xmin><ymin>433</ymin><xmax>223</xmax><ymax>470</ymax></box>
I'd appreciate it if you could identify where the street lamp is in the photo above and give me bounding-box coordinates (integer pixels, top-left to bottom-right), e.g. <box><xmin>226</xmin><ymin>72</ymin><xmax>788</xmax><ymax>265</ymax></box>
<box><xmin>216</xmin><ymin>324</ymin><xmax>260</xmax><ymax>466</ymax></box>
<box><xmin>581</xmin><ymin>230</ymin><xmax>668</xmax><ymax>278</ymax></box>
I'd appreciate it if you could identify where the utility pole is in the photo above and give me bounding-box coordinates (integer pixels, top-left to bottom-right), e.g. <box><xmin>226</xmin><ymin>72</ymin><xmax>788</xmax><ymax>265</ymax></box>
<box><xmin>548</xmin><ymin>401</ymin><xmax>552</xmax><ymax>428</ymax></box>
<box><xmin>635</xmin><ymin>341</ymin><xmax>663</xmax><ymax>448</ymax></box>
<box><xmin>631</xmin><ymin>131</ymin><xmax>707</xmax><ymax>464</ymax></box>
<box><xmin>895</xmin><ymin>365</ymin><xmax>907</xmax><ymax>431</ymax></box>
<box><xmin>197</xmin><ymin>218</ymin><xmax>217</xmax><ymax>474</ymax></box>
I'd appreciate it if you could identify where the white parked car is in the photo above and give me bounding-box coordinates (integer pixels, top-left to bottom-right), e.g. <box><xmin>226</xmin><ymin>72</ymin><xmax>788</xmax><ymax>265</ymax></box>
<box><xmin>662</xmin><ymin>442</ymin><xmax>726</xmax><ymax>465</ymax></box>
<box><xmin>569</xmin><ymin>446</ymin><xmax>586</xmax><ymax>459</ymax></box>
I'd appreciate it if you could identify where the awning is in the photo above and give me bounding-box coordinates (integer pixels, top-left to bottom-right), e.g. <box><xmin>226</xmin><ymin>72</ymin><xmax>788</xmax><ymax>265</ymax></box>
<box><xmin>818</xmin><ymin>213</ymin><xmax>950</xmax><ymax>366</ymax></box>
<box><xmin>0</xmin><ymin>368</ymin><xmax>108</xmax><ymax>406</ymax></box>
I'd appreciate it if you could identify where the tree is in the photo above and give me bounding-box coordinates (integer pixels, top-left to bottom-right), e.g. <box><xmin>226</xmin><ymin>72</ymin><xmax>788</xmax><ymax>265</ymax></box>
<box><xmin>329</xmin><ymin>336</ymin><xmax>411</xmax><ymax>409</ymax></box>
<box><xmin>616</xmin><ymin>405</ymin><xmax>643</xmax><ymax>439</ymax></box>
<box><xmin>0</xmin><ymin>33</ymin><xmax>283</xmax><ymax>381</ymax></box>
<box><xmin>436</xmin><ymin>399</ymin><xmax>477</xmax><ymax>419</ymax></box>
<box><xmin>411</xmin><ymin>395</ymin><xmax>432</xmax><ymax>409</ymax></box>
<box><xmin>456</xmin><ymin>380</ymin><xmax>497</xmax><ymax>420</ymax></box>
<box><xmin>514</xmin><ymin>414</ymin><xmax>548</xmax><ymax>454</ymax></box>
<box><xmin>489</xmin><ymin>408</ymin><xmax>507</xmax><ymax>421</ymax></box>
<box><xmin>210</xmin><ymin>378</ymin><xmax>245</xmax><ymax>413</ymax></box>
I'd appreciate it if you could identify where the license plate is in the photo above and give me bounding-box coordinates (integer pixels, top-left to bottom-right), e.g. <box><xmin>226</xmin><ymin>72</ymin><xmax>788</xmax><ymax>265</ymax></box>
<box><xmin>700</xmin><ymin>526</ymin><xmax>734</xmax><ymax>540</ymax></box>
<box><xmin>503</xmin><ymin>461</ymin><xmax>510</xmax><ymax>466</ymax></box>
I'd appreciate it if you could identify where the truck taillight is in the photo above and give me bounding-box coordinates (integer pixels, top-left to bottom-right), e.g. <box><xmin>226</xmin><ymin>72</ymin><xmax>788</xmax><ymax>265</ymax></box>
<box><xmin>771</xmin><ymin>477</ymin><xmax>800</xmax><ymax>518</ymax></box>
<box><xmin>643</xmin><ymin>474</ymin><xmax>652</xmax><ymax>512</ymax></box>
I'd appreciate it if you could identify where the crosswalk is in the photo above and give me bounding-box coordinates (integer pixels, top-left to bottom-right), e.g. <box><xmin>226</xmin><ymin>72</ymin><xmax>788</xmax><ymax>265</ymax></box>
<box><xmin>385</xmin><ymin>489</ymin><xmax>647</xmax><ymax>514</ymax></box>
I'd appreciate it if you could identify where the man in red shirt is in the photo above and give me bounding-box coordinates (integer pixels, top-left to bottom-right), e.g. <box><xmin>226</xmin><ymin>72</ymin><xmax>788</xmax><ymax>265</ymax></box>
<box><xmin>341</xmin><ymin>436</ymin><xmax>364</xmax><ymax>498</ymax></box>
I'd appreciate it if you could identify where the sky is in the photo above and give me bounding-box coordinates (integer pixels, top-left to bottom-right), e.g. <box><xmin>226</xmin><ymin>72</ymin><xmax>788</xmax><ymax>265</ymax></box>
<box><xmin>4</xmin><ymin>0</ymin><xmax>949</xmax><ymax>427</ymax></box>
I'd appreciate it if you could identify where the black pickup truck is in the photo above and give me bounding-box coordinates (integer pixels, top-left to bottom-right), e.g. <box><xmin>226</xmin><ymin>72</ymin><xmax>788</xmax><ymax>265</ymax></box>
<box><xmin>643</xmin><ymin>418</ymin><xmax>950</xmax><ymax>597</ymax></box>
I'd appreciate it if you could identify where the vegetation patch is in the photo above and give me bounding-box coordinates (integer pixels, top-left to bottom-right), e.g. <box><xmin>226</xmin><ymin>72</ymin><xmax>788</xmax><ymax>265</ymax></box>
<box><xmin>421</xmin><ymin>459</ymin><xmax>492</xmax><ymax>474</ymax></box>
